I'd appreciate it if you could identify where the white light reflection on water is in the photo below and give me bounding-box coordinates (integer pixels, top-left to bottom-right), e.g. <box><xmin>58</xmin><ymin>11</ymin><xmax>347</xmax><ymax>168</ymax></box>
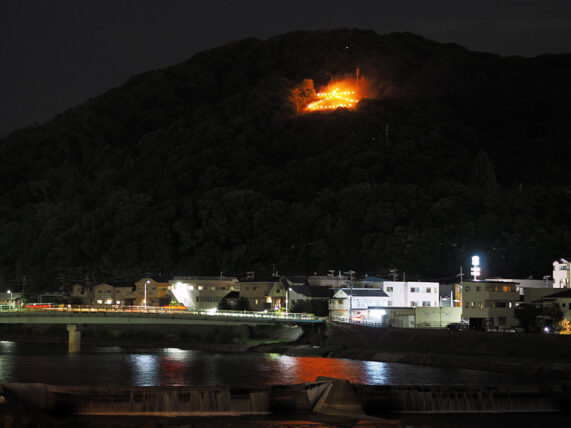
<box><xmin>128</xmin><ymin>354</ymin><xmax>159</xmax><ymax>386</ymax></box>
<box><xmin>363</xmin><ymin>360</ymin><xmax>388</xmax><ymax>384</ymax></box>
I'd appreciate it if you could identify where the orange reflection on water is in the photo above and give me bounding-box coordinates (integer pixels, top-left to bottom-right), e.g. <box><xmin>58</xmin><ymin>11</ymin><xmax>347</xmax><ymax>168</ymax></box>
<box><xmin>284</xmin><ymin>356</ymin><xmax>367</xmax><ymax>384</ymax></box>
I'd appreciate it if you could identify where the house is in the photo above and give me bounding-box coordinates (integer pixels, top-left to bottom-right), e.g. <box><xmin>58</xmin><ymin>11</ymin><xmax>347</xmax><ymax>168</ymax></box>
<box><xmin>553</xmin><ymin>258</ymin><xmax>571</xmax><ymax>288</ymax></box>
<box><xmin>329</xmin><ymin>288</ymin><xmax>389</xmax><ymax>322</ymax></box>
<box><xmin>169</xmin><ymin>276</ymin><xmax>239</xmax><ymax>310</ymax></box>
<box><xmin>71</xmin><ymin>284</ymin><xmax>93</xmax><ymax>304</ymax></box>
<box><xmin>536</xmin><ymin>288</ymin><xmax>571</xmax><ymax>326</ymax></box>
<box><xmin>90</xmin><ymin>283</ymin><xmax>136</xmax><ymax>306</ymax></box>
<box><xmin>239</xmin><ymin>275</ymin><xmax>280</xmax><ymax>311</ymax></box>
<box><xmin>134</xmin><ymin>278</ymin><xmax>171</xmax><ymax>307</ymax></box>
<box><xmin>458</xmin><ymin>280</ymin><xmax>519</xmax><ymax>329</ymax></box>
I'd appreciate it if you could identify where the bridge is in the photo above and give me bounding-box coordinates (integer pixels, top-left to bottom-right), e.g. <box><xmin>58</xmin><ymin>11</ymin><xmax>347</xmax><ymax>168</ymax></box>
<box><xmin>0</xmin><ymin>306</ymin><xmax>324</xmax><ymax>352</ymax></box>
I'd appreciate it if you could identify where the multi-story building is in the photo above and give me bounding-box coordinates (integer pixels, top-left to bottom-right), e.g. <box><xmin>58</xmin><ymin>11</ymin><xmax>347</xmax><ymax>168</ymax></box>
<box><xmin>364</xmin><ymin>279</ymin><xmax>439</xmax><ymax>308</ymax></box>
<box><xmin>72</xmin><ymin>283</ymin><xmax>135</xmax><ymax>305</ymax></box>
<box><xmin>329</xmin><ymin>288</ymin><xmax>389</xmax><ymax>321</ymax></box>
<box><xmin>169</xmin><ymin>276</ymin><xmax>239</xmax><ymax>310</ymax></box>
<box><xmin>458</xmin><ymin>280</ymin><xmax>519</xmax><ymax>329</ymax></box>
<box><xmin>134</xmin><ymin>278</ymin><xmax>172</xmax><ymax>307</ymax></box>
<box><xmin>553</xmin><ymin>258</ymin><xmax>571</xmax><ymax>288</ymax></box>
<box><xmin>239</xmin><ymin>276</ymin><xmax>280</xmax><ymax>311</ymax></box>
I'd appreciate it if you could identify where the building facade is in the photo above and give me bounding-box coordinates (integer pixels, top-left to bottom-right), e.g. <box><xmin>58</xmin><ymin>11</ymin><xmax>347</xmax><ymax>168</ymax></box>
<box><xmin>169</xmin><ymin>276</ymin><xmax>239</xmax><ymax>310</ymax></box>
<box><xmin>459</xmin><ymin>280</ymin><xmax>519</xmax><ymax>329</ymax></box>
<box><xmin>553</xmin><ymin>258</ymin><xmax>571</xmax><ymax>288</ymax></box>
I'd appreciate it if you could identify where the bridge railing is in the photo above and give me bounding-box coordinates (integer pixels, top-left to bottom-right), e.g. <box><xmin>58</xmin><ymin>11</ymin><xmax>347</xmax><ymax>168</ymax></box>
<box><xmin>10</xmin><ymin>304</ymin><xmax>324</xmax><ymax>322</ymax></box>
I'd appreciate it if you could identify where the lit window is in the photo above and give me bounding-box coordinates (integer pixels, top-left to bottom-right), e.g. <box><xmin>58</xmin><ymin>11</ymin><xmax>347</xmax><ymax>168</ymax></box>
<box><xmin>464</xmin><ymin>286</ymin><xmax>470</xmax><ymax>292</ymax></box>
<box><xmin>478</xmin><ymin>302</ymin><xmax>483</xmax><ymax>308</ymax></box>
<box><xmin>198</xmin><ymin>286</ymin><xmax>203</xmax><ymax>290</ymax></box>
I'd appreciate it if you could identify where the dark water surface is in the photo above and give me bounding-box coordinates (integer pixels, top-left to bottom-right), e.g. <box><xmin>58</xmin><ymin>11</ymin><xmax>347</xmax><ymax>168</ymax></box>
<box><xmin>0</xmin><ymin>341</ymin><xmax>559</xmax><ymax>386</ymax></box>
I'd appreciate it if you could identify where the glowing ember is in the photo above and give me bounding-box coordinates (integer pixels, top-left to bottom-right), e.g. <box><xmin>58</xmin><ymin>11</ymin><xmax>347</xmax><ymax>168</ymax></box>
<box><xmin>305</xmin><ymin>87</ymin><xmax>361</xmax><ymax>111</ymax></box>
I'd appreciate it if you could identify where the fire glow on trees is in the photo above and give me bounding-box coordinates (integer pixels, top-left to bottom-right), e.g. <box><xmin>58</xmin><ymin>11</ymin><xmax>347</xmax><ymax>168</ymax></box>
<box><xmin>305</xmin><ymin>86</ymin><xmax>360</xmax><ymax>111</ymax></box>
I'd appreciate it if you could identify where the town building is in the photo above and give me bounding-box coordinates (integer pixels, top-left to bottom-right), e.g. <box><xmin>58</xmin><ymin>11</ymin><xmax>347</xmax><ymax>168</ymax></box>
<box><xmin>238</xmin><ymin>276</ymin><xmax>281</xmax><ymax>311</ymax></box>
<box><xmin>169</xmin><ymin>276</ymin><xmax>239</xmax><ymax>310</ymax></box>
<box><xmin>363</xmin><ymin>279</ymin><xmax>439</xmax><ymax>308</ymax></box>
<box><xmin>329</xmin><ymin>288</ymin><xmax>389</xmax><ymax>322</ymax></box>
<box><xmin>415</xmin><ymin>306</ymin><xmax>462</xmax><ymax>328</ymax></box>
<box><xmin>133</xmin><ymin>278</ymin><xmax>171</xmax><ymax>307</ymax></box>
<box><xmin>457</xmin><ymin>280</ymin><xmax>519</xmax><ymax>329</ymax></box>
<box><xmin>553</xmin><ymin>258</ymin><xmax>571</xmax><ymax>288</ymax></box>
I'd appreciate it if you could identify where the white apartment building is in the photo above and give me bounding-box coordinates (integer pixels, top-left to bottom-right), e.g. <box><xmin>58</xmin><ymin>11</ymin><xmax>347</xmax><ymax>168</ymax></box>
<box><xmin>553</xmin><ymin>258</ymin><xmax>571</xmax><ymax>288</ymax></box>
<box><xmin>169</xmin><ymin>276</ymin><xmax>239</xmax><ymax>310</ymax></box>
<box><xmin>366</xmin><ymin>280</ymin><xmax>439</xmax><ymax>308</ymax></box>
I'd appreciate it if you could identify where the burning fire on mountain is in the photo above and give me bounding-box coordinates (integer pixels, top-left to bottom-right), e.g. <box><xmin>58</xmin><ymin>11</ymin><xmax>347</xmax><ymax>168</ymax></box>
<box><xmin>303</xmin><ymin>69</ymin><xmax>366</xmax><ymax>112</ymax></box>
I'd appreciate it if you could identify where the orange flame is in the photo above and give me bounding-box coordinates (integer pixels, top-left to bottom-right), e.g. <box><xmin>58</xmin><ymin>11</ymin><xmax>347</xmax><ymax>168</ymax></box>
<box><xmin>305</xmin><ymin>79</ymin><xmax>363</xmax><ymax>112</ymax></box>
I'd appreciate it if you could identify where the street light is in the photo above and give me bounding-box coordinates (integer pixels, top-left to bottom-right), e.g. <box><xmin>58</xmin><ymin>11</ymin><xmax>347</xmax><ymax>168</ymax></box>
<box><xmin>7</xmin><ymin>290</ymin><xmax>12</xmax><ymax>307</ymax></box>
<box><xmin>144</xmin><ymin>280</ymin><xmax>150</xmax><ymax>307</ymax></box>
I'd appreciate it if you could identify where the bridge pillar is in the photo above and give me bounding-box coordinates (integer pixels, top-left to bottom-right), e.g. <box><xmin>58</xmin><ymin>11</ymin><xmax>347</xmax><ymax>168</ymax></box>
<box><xmin>66</xmin><ymin>324</ymin><xmax>82</xmax><ymax>353</ymax></box>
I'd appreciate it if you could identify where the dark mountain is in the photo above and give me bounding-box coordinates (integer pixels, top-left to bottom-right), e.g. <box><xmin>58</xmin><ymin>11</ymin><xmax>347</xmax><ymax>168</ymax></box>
<box><xmin>1</xmin><ymin>29</ymin><xmax>570</xmax><ymax>291</ymax></box>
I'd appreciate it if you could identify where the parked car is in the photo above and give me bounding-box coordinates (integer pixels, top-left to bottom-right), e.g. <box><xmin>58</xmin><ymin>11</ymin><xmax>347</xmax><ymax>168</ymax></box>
<box><xmin>447</xmin><ymin>322</ymin><xmax>468</xmax><ymax>331</ymax></box>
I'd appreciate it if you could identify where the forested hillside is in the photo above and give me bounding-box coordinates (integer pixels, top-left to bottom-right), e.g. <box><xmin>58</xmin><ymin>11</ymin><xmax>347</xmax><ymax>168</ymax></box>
<box><xmin>1</xmin><ymin>29</ymin><xmax>570</xmax><ymax>291</ymax></box>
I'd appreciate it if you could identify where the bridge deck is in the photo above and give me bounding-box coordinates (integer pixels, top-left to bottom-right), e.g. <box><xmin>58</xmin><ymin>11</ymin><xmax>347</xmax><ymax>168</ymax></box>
<box><xmin>0</xmin><ymin>309</ymin><xmax>325</xmax><ymax>326</ymax></box>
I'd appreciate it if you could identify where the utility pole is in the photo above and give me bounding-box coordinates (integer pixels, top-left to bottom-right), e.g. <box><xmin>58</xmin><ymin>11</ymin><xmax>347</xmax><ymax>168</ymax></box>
<box><xmin>345</xmin><ymin>270</ymin><xmax>356</xmax><ymax>322</ymax></box>
<box><xmin>457</xmin><ymin>266</ymin><xmax>464</xmax><ymax>284</ymax></box>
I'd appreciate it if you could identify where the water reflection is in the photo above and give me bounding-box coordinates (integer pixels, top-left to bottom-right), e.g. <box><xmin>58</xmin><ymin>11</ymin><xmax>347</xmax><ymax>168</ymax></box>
<box><xmin>129</xmin><ymin>354</ymin><xmax>159</xmax><ymax>385</ymax></box>
<box><xmin>0</xmin><ymin>341</ymin><xmax>561</xmax><ymax>387</ymax></box>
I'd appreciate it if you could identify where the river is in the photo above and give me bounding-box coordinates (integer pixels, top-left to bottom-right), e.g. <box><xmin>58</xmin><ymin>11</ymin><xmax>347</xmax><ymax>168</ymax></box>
<box><xmin>0</xmin><ymin>340</ymin><xmax>560</xmax><ymax>387</ymax></box>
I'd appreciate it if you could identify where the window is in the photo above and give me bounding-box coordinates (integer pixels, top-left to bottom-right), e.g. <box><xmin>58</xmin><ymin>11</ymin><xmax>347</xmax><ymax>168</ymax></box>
<box><xmin>495</xmin><ymin>302</ymin><xmax>506</xmax><ymax>308</ymax></box>
<box><xmin>410</xmin><ymin>287</ymin><xmax>419</xmax><ymax>293</ymax></box>
<box><xmin>209</xmin><ymin>286</ymin><xmax>215</xmax><ymax>290</ymax></box>
<box><xmin>465</xmin><ymin>302</ymin><xmax>469</xmax><ymax>308</ymax></box>
<box><xmin>464</xmin><ymin>286</ymin><xmax>470</xmax><ymax>292</ymax></box>
<box><xmin>198</xmin><ymin>285</ymin><xmax>203</xmax><ymax>290</ymax></box>
<box><xmin>253</xmin><ymin>286</ymin><xmax>259</xmax><ymax>291</ymax></box>
<box><xmin>386</xmin><ymin>286</ymin><xmax>393</xmax><ymax>292</ymax></box>
<box><xmin>509</xmin><ymin>302</ymin><xmax>513</xmax><ymax>308</ymax></box>
<box><xmin>470</xmin><ymin>301</ymin><xmax>475</xmax><ymax>308</ymax></box>
<box><xmin>422</xmin><ymin>301</ymin><xmax>431</xmax><ymax>307</ymax></box>
<box><xmin>426</xmin><ymin>288</ymin><xmax>431</xmax><ymax>293</ymax></box>
<box><xmin>387</xmin><ymin>301</ymin><xmax>392</xmax><ymax>306</ymax></box>
<box><xmin>478</xmin><ymin>302</ymin><xmax>483</xmax><ymax>309</ymax></box>
<box><xmin>411</xmin><ymin>301</ymin><xmax>417</xmax><ymax>307</ymax></box>
<box><xmin>476</xmin><ymin>286</ymin><xmax>481</xmax><ymax>292</ymax></box>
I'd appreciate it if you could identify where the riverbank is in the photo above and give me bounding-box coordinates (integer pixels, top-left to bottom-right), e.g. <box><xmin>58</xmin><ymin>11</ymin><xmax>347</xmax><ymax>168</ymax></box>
<box><xmin>249</xmin><ymin>321</ymin><xmax>571</xmax><ymax>380</ymax></box>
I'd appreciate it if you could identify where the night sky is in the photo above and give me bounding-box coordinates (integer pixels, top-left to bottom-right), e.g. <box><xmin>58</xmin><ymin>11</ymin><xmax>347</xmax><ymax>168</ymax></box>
<box><xmin>2</xmin><ymin>0</ymin><xmax>571</xmax><ymax>138</ymax></box>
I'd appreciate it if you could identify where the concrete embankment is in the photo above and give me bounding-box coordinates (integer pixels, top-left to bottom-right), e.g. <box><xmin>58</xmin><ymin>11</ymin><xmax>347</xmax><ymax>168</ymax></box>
<box><xmin>251</xmin><ymin>321</ymin><xmax>571</xmax><ymax>378</ymax></box>
<box><xmin>306</xmin><ymin>322</ymin><xmax>571</xmax><ymax>378</ymax></box>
